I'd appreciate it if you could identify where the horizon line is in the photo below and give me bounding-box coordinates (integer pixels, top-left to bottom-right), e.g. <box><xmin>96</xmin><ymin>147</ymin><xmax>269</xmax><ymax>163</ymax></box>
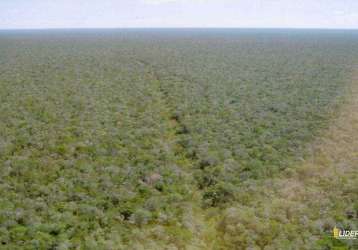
<box><xmin>1</xmin><ymin>27</ymin><xmax>358</xmax><ymax>31</ymax></box>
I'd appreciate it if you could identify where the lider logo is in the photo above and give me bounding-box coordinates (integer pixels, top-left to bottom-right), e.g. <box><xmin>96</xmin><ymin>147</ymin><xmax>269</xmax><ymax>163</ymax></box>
<box><xmin>333</xmin><ymin>227</ymin><xmax>340</xmax><ymax>238</ymax></box>
<box><xmin>333</xmin><ymin>226</ymin><xmax>358</xmax><ymax>240</ymax></box>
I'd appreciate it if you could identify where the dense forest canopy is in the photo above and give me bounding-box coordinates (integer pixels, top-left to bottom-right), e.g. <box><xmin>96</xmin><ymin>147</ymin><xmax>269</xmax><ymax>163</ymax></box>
<box><xmin>0</xmin><ymin>29</ymin><xmax>357</xmax><ymax>249</ymax></box>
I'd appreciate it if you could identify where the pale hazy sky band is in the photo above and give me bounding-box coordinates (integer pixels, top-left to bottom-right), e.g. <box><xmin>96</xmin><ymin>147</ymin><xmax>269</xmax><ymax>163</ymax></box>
<box><xmin>0</xmin><ymin>0</ymin><xmax>357</xmax><ymax>29</ymax></box>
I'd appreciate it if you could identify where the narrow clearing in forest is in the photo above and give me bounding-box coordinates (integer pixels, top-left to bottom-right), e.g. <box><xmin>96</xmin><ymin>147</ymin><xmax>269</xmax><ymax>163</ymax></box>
<box><xmin>136</xmin><ymin>59</ymin><xmax>213</xmax><ymax>247</ymax></box>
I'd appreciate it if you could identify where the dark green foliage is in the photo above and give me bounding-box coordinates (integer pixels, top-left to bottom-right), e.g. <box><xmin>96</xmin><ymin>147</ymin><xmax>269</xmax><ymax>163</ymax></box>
<box><xmin>202</xmin><ymin>182</ymin><xmax>237</xmax><ymax>207</ymax></box>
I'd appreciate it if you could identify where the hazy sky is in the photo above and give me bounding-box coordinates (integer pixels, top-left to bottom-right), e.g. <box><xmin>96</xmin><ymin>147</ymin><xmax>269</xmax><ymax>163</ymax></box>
<box><xmin>0</xmin><ymin>0</ymin><xmax>357</xmax><ymax>29</ymax></box>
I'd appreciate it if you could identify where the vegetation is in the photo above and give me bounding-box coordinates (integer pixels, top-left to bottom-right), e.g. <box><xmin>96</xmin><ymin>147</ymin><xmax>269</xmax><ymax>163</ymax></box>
<box><xmin>0</xmin><ymin>29</ymin><xmax>357</xmax><ymax>249</ymax></box>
